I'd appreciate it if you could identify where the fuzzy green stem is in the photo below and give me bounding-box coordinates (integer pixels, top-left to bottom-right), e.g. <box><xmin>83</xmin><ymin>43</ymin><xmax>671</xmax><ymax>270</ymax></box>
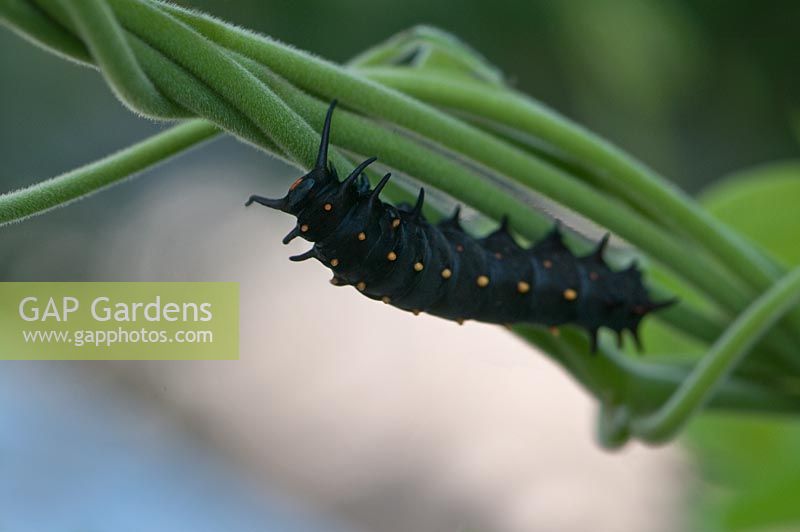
<box><xmin>62</xmin><ymin>0</ymin><xmax>183</xmax><ymax>117</ymax></box>
<box><xmin>356</xmin><ymin>67</ymin><xmax>783</xmax><ymax>286</ymax></box>
<box><xmin>356</xmin><ymin>67</ymin><xmax>800</xmax><ymax>345</ymax></box>
<box><xmin>0</xmin><ymin>0</ymin><xmax>90</xmax><ymax>64</ymax></box>
<box><xmin>0</xmin><ymin>120</ymin><xmax>219</xmax><ymax>225</ymax></box>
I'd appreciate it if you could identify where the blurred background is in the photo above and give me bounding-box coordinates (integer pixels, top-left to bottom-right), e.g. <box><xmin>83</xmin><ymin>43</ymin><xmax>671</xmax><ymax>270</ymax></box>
<box><xmin>1</xmin><ymin>1</ymin><xmax>799</xmax><ymax>530</ymax></box>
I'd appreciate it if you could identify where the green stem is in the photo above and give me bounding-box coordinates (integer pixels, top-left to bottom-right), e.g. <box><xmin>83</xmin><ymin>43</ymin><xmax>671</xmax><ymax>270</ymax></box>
<box><xmin>356</xmin><ymin>67</ymin><xmax>783</xmax><ymax>286</ymax></box>
<box><xmin>0</xmin><ymin>120</ymin><xmax>219</xmax><ymax>225</ymax></box>
<box><xmin>356</xmin><ymin>67</ymin><xmax>800</xmax><ymax>344</ymax></box>
<box><xmin>629</xmin><ymin>267</ymin><xmax>800</xmax><ymax>444</ymax></box>
<box><xmin>0</xmin><ymin>0</ymin><xmax>91</xmax><ymax>64</ymax></box>
<box><xmin>61</xmin><ymin>0</ymin><xmax>184</xmax><ymax>117</ymax></box>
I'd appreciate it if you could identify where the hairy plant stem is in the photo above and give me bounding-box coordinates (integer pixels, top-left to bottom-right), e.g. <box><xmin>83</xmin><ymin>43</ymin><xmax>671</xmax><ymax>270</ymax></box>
<box><xmin>353</xmin><ymin>67</ymin><xmax>800</xmax><ymax>345</ymax></box>
<box><xmin>0</xmin><ymin>120</ymin><xmax>219</xmax><ymax>225</ymax></box>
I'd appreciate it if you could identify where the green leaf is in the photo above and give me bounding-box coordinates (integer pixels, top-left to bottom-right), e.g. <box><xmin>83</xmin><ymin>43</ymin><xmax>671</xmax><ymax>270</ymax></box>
<box><xmin>702</xmin><ymin>161</ymin><xmax>800</xmax><ymax>267</ymax></box>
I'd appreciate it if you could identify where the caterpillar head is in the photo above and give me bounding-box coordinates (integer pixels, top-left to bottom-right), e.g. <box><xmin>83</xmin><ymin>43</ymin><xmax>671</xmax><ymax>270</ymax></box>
<box><xmin>246</xmin><ymin>100</ymin><xmax>341</xmax><ymax>216</ymax></box>
<box><xmin>247</xmin><ymin>101</ymin><xmax>385</xmax><ymax>246</ymax></box>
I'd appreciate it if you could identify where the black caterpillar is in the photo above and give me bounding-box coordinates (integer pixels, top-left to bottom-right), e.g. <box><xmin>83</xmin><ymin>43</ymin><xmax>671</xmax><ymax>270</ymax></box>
<box><xmin>247</xmin><ymin>101</ymin><xmax>672</xmax><ymax>351</ymax></box>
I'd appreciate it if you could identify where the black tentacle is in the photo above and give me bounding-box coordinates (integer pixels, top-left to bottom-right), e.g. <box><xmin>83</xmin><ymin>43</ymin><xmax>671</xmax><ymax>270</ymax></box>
<box><xmin>315</xmin><ymin>99</ymin><xmax>337</xmax><ymax>171</ymax></box>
